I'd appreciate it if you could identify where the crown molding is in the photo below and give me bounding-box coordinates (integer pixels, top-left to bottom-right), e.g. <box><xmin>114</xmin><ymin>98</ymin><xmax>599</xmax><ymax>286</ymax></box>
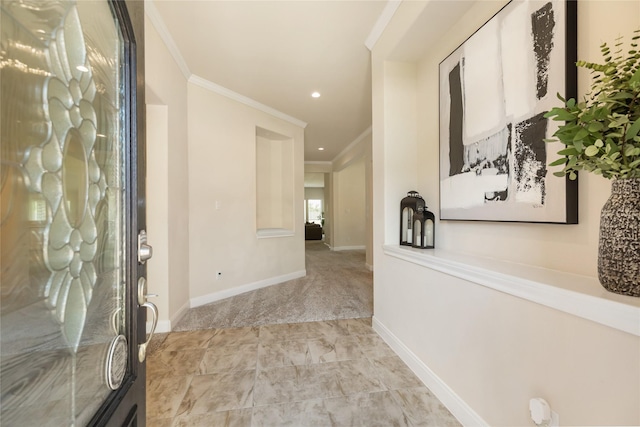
<box><xmin>189</xmin><ymin>75</ymin><xmax>307</xmax><ymax>129</ymax></box>
<box><xmin>304</xmin><ymin>161</ymin><xmax>333</xmax><ymax>166</ymax></box>
<box><xmin>145</xmin><ymin>0</ymin><xmax>191</xmax><ymax>80</ymax></box>
<box><xmin>146</xmin><ymin>0</ymin><xmax>307</xmax><ymax>130</ymax></box>
<box><xmin>365</xmin><ymin>1</ymin><xmax>403</xmax><ymax>51</ymax></box>
<box><xmin>333</xmin><ymin>126</ymin><xmax>372</xmax><ymax>163</ymax></box>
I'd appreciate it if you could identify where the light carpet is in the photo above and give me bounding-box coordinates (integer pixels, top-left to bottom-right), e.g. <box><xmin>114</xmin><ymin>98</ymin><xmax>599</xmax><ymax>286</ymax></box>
<box><xmin>173</xmin><ymin>241</ymin><xmax>373</xmax><ymax>331</ymax></box>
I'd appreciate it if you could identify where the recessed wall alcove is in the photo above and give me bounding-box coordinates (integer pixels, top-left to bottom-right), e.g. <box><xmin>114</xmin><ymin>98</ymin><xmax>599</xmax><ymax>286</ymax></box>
<box><xmin>256</xmin><ymin>126</ymin><xmax>295</xmax><ymax>238</ymax></box>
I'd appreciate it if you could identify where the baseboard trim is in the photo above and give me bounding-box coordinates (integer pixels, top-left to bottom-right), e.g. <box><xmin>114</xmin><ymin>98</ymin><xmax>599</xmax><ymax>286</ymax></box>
<box><xmin>365</xmin><ymin>263</ymin><xmax>374</xmax><ymax>272</ymax></box>
<box><xmin>190</xmin><ymin>270</ymin><xmax>307</xmax><ymax>308</ymax></box>
<box><xmin>147</xmin><ymin>300</ymin><xmax>190</xmax><ymax>334</ymax></box>
<box><xmin>149</xmin><ymin>320</ymin><xmax>171</xmax><ymax>334</ymax></box>
<box><xmin>372</xmin><ymin>316</ymin><xmax>487</xmax><ymax>427</ymax></box>
<box><xmin>332</xmin><ymin>245</ymin><xmax>366</xmax><ymax>251</ymax></box>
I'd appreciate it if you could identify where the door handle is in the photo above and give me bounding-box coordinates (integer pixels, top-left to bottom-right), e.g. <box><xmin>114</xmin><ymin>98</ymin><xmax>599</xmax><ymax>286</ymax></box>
<box><xmin>137</xmin><ymin>276</ymin><xmax>158</xmax><ymax>362</ymax></box>
<box><xmin>138</xmin><ymin>301</ymin><xmax>158</xmax><ymax>363</ymax></box>
<box><xmin>138</xmin><ymin>230</ymin><xmax>153</xmax><ymax>264</ymax></box>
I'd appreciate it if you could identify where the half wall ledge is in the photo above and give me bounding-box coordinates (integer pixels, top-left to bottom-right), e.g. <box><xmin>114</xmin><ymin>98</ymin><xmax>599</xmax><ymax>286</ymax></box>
<box><xmin>383</xmin><ymin>245</ymin><xmax>640</xmax><ymax>336</ymax></box>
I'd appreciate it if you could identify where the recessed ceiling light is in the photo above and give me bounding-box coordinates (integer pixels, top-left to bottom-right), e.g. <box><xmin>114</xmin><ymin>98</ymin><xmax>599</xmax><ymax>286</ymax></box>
<box><xmin>318</xmin><ymin>147</ymin><xmax>325</xmax><ymax>151</ymax></box>
<box><xmin>311</xmin><ymin>92</ymin><xmax>321</xmax><ymax>98</ymax></box>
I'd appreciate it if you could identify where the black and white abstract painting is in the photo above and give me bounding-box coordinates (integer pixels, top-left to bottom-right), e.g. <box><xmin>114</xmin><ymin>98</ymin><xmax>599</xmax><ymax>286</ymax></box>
<box><xmin>439</xmin><ymin>0</ymin><xmax>578</xmax><ymax>223</ymax></box>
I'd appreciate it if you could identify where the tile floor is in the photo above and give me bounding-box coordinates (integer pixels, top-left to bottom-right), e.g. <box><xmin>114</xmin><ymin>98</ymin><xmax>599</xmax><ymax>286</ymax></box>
<box><xmin>146</xmin><ymin>318</ymin><xmax>461</xmax><ymax>426</ymax></box>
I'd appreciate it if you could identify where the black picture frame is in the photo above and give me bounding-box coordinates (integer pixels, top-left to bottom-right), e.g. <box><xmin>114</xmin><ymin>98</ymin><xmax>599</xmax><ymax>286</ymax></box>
<box><xmin>439</xmin><ymin>0</ymin><xmax>577</xmax><ymax>223</ymax></box>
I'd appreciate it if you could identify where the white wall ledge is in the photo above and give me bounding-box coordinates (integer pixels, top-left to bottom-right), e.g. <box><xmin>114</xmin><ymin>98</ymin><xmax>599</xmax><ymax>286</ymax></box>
<box><xmin>383</xmin><ymin>244</ymin><xmax>640</xmax><ymax>336</ymax></box>
<box><xmin>256</xmin><ymin>228</ymin><xmax>295</xmax><ymax>239</ymax></box>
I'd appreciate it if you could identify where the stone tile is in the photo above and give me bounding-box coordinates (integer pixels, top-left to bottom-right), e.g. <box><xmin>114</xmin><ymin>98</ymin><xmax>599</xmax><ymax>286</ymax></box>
<box><xmin>323</xmin><ymin>391</ymin><xmax>411</xmax><ymax>427</ymax></box>
<box><xmin>259</xmin><ymin>322</ymin><xmax>310</xmax><ymax>342</ymax></box>
<box><xmin>251</xmin><ymin>398</ymin><xmax>333</xmax><ymax>426</ymax></box>
<box><xmin>172</xmin><ymin>408</ymin><xmax>252</xmax><ymax>427</ymax></box>
<box><xmin>308</xmin><ymin>335</ymin><xmax>365</xmax><ymax>363</ymax></box>
<box><xmin>146</xmin><ymin>375</ymin><xmax>192</xmax><ymax>419</ymax></box>
<box><xmin>147</xmin><ymin>349</ymin><xmax>206</xmax><ymax>378</ymax></box>
<box><xmin>208</xmin><ymin>326</ymin><xmax>260</xmax><ymax>347</ymax></box>
<box><xmin>157</xmin><ymin>329</ymin><xmax>216</xmax><ymax>352</ymax></box>
<box><xmin>340</xmin><ymin>317</ymin><xmax>375</xmax><ymax>335</ymax></box>
<box><xmin>254</xmin><ymin>364</ymin><xmax>341</xmax><ymax>405</ymax></box>
<box><xmin>176</xmin><ymin>370</ymin><xmax>255</xmax><ymax>416</ymax></box>
<box><xmin>370</xmin><ymin>356</ymin><xmax>424</xmax><ymax>390</ymax></box>
<box><xmin>328</xmin><ymin>359</ymin><xmax>386</xmax><ymax>396</ymax></box>
<box><xmin>391</xmin><ymin>387</ymin><xmax>462</xmax><ymax>427</ymax></box>
<box><xmin>257</xmin><ymin>339</ymin><xmax>312</xmax><ymax>369</ymax></box>
<box><xmin>356</xmin><ymin>334</ymin><xmax>398</xmax><ymax>359</ymax></box>
<box><xmin>304</xmin><ymin>319</ymin><xmax>351</xmax><ymax>339</ymax></box>
<box><xmin>199</xmin><ymin>343</ymin><xmax>258</xmax><ymax>374</ymax></box>
<box><xmin>147</xmin><ymin>332</ymin><xmax>169</xmax><ymax>355</ymax></box>
<box><xmin>146</xmin><ymin>417</ymin><xmax>173</xmax><ymax>427</ymax></box>
<box><xmin>254</xmin><ymin>359</ymin><xmax>385</xmax><ymax>406</ymax></box>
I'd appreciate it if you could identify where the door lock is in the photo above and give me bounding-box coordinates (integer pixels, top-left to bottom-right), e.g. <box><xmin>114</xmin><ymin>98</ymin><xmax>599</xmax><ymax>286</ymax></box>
<box><xmin>138</xmin><ymin>230</ymin><xmax>153</xmax><ymax>264</ymax></box>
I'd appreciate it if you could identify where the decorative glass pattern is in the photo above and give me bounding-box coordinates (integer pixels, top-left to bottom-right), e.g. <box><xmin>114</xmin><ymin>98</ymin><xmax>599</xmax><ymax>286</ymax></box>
<box><xmin>1</xmin><ymin>1</ymin><xmax>128</xmax><ymax>424</ymax></box>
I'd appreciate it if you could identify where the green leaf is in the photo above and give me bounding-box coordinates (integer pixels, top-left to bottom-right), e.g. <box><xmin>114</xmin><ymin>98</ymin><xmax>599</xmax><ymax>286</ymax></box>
<box><xmin>553</xmin><ymin>171</ymin><xmax>566</xmax><ymax>177</ymax></box>
<box><xmin>630</xmin><ymin>66</ymin><xmax>640</xmax><ymax>84</ymax></box>
<box><xmin>553</xmin><ymin>109</ymin><xmax>577</xmax><ymax>121</ymax></box>
<box><xmin>558</xmin><ymin>148</ymin><xmax>579</xmax><ymax>156</ymax></box>
<box><xmin>549</xmin><ymin>158</ymin><xmax>567</xmax><ymax>167</ymax></box>
<box><xmin>574</xmin><ymin>128</ymin><xmax>589</xmax><ymax>141</ymax></box>
<box><xmin>585</xmin><ymin>145</ymin><xmax>600</xmax><ymax>156</ymax></box>
<box><xmin>625</xmin><ymin>118</ymin><xmax>640</xmax><ymax>140</ymax></box>
<box><xmin>574</xmin><ymin>139</ymin><xmax>584</xmax><ymax>152</ymax></box>
<box><xmin>588</xmin><ymin>122</ymin><xmax>604</xmax><ymax>132</ymax></box>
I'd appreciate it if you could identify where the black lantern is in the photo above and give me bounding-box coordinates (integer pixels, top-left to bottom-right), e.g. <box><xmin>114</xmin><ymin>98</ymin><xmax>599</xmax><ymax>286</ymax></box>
<box><xmin>400</xmin><ymin>191</ymin><xmax>435</xmax><ymax>249</ymax></box>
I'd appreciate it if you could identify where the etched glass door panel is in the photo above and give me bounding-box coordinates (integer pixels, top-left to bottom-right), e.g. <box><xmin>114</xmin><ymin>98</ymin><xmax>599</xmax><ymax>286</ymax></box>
<box><xmin>1</xmin><ymin>1</ymin><xmax>134</xmax><ymax>424</ymax></box>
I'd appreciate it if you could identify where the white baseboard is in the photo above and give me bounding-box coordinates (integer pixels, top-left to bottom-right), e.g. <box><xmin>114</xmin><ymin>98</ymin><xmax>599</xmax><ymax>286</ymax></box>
<box><xmin>372</xmin><ymin>316</ymin><xmax>487</xmax><ymax>427</ymax></box>
<box><xmin>365</xmin><ymin>263</ymin><xmax>374</xmax><ymax>272</ymax></box>
<box><xmin>149</xmin><ymin>320</ymin><xmax>171</xmax><ymax>334</ymax></box>
<box><xmin>147</xmin><ymin>300</ymin><xmax>190</xmax><ymax>334</ymax></box>
<box><xmin>190</xmin><ymin>270</ymin><xmax>307</xmax><ymax>308</ymax></box>
<box><xmin>332</xmin><ymin>245</ymin><xmax>366</xmax><ymax>251</ymax></box>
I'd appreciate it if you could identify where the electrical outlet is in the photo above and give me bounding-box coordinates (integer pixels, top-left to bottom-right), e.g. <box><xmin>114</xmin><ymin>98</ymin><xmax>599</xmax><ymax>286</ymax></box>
<box><xmin>216</xmin><ymin>271</ymin><xmax>222</xmax><ymax>280</ymax></box>
<box><xmin>550</xmin><ymin>410</ymin><xmax>560</xmax><ymax>427</ymax></box>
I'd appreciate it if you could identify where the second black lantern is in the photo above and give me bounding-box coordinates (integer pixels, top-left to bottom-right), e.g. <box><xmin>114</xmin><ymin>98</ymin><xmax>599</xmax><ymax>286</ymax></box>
<box><xmin>400</xmin><ymin>191</ymin><xmax>435</xmax><ymax>249</ymax></box>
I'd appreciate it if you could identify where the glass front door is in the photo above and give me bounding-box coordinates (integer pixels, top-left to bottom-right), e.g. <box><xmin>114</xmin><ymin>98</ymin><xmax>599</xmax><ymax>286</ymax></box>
<box><xmin>1</xmin><ymin>1</ymin><xmax>147</xmax><ymax>425</ymax></box>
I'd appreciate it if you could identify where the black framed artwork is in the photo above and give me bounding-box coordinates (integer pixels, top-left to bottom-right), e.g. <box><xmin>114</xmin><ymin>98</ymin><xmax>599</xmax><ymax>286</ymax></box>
<box><xmin>439</xmin><ymin>0</ymin><xmax>578</xmax><ymax>223</ymax></box>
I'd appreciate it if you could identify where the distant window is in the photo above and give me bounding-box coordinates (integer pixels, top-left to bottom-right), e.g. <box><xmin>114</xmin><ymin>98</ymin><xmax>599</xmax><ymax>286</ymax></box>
<box><xmin>306</xmin><ymin>199</ymin><xmax>322</xmax><ymax>225</ymax></box>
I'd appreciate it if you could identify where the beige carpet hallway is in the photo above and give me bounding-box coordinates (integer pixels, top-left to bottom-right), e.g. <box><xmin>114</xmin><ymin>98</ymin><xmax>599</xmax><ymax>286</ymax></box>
<box><xmin>173</xmin><ymin>241</ymin><xmax>374</xmax><ymax>331</ymax></box>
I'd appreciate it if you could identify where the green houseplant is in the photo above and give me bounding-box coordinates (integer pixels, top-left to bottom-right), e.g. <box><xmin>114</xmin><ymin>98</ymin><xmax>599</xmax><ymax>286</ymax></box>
<box><xmin>545</xmin><ymin>30</ymin><xmax>640</xmax><ymax>297</ymax></box>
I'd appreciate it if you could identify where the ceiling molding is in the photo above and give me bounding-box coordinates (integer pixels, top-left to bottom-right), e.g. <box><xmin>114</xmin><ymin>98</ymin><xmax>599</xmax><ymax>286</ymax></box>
<box><xmin>305</xmin><ymin>161</ymin><xmax>333</xmax><ymax>166</ymax></box>
<box><xmin>146</xmin><ymin>0</ymin><xmax>306</xmax><ymax>130</ymax></box>
<box><xmin>145</xmin><ymin>0</ymin><xmax>191</xmax><ymax>80</ymax></box>
<box><xmin>333</xmin><ymin>126</ymin><xmax>372</xmax><ymax>163</ymax></box>
<box><xmin>365</xmin><ymin>0</ymin><xmax>403</xmax><ymax>51</ymax></box>
<box><xmin>189</xmin><ymin>75</ymin><xmax>308</xmax><ymax>129</ymax></box>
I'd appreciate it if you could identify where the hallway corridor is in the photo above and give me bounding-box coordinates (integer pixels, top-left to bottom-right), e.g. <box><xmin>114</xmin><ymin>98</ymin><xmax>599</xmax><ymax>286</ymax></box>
<box><xmin>173</xmin><ymin>242</ymin><xmax>373</xmax><ymax>330</ymax></box>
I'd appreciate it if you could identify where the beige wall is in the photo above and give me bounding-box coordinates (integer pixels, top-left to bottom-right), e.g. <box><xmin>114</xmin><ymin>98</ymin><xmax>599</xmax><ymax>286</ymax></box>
<box><xmin>187</xmin><ymin>83</ymin><xmax>305</xmax><ymax>304</ymax></box>
<box><xmin>145</xmin><ymin>16</ymin><xmax>190</xmax><ymax>329</ymax></box>
<box><xmin>373</xmin><ymin>1</ymin><xmax>640</xmax><ymax>426</ymax></box>
<box><xmin>331</xmin><ymin>132</ymin><xmax>374</xmax><ymax>262</ymax></box>
<box><xmin>333</xmin><ymin>156</ymin><xmax>367</xmax><ymax>249</ymax></box>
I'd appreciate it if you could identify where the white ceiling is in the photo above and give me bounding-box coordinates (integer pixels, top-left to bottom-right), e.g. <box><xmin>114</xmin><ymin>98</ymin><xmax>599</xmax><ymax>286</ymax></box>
<box><xmin>150</xmin><ymin>0</ymin><xmax>388</xmax><ymax>162</ymax></box>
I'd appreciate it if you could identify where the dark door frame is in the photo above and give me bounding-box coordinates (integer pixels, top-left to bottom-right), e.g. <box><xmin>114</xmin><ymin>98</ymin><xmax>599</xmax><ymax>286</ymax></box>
<box><xmin>89</xmin><ymin>1</ymin><xmax>148</xmax><ymax>425</ymax></box>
